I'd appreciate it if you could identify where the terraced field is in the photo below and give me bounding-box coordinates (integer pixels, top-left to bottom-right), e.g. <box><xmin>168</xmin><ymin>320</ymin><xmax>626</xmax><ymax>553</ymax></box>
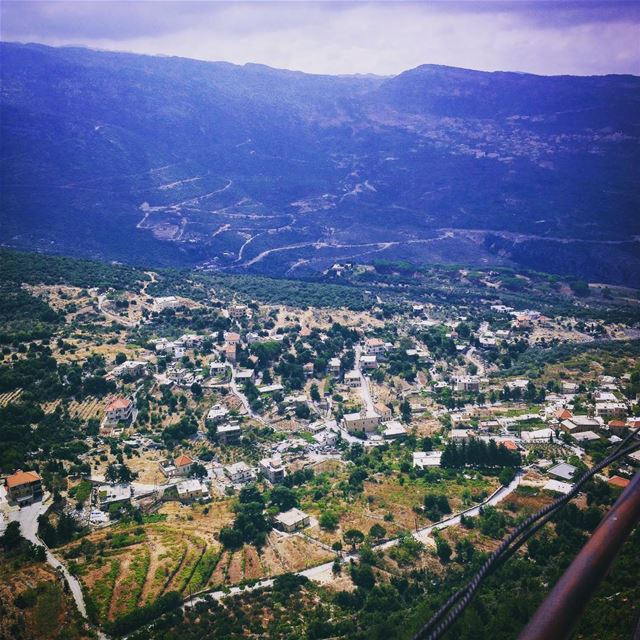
<box><xmin>65</xmin><ymin>515</ymin><xmax>332</xmax><ymax>626</ymax></box>
<box><xmin>0</xmin><ymin>388</ymin><xmax>22</xmax><ymax>406</ymax></box>
<box><xmin>41</xmin><ymin>395</ymin><xmax>113</xmax><ymax>419</ymax></box>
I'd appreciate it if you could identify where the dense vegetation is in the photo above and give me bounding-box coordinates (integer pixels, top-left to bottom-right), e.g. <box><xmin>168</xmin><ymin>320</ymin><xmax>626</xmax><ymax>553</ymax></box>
<box><xmin>0</xmin><ymin>249</ymin><xmax>147</xmax><ymax>290</ymax></box>
<box><xmin>117</xmin><ymin>483</ymin><xmax>640</xmax><ymax>640</ymax></box>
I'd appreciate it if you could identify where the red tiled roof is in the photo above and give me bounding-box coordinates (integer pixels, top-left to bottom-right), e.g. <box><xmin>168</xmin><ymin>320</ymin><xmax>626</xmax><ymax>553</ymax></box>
<box><xmin>555</xmin><ymin>409</ymin><xmax>573</xmax><ymax>420</ymax></box>
<box><xmin>175</xmin><ymin>454</ymin><xmax>194</xmax><ymax>467</ymax></box>
<box><xmin>608</xmin><ymin>475</ymin><xmax>630</xmax><ymax>489</ymax></box>
<box><xmin>501</xmin><ymin>440</ymin><xmax>518</xmax><ymax>451</ymax></box>
<box><xmin>106</xmin><ymin>397</ymin><xmax>131</xmax><ymax>411</ymax></box>
<box><xmin>6</xmin><ymin>470</ymin><xmax>41</xmax><ymax>488</ymax></box>
<box><xmin>608</xmin><ymin>419</ymin><xmax>627</xmax><ymax>428</ymax></box>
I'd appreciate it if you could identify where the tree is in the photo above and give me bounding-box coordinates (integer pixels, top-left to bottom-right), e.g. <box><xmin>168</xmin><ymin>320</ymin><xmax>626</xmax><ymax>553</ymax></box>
<box><xmin>219</xmin><ymin>526</ymin><xmax>243</xmax><ymax>550</ymax></box>
<box><xmin>1</xmin><ymin>521</ymin><xmax>23</xmax><ymax>550</ymax></box>
<box><xmin>115</xmin><ymin>352</ymin><xmax>127</xmax><ymax>365</ymax></box>
<box><xmin>190</xmin><ymin>382</ymin><xmax>203</xmax><ymax>397</ymax></box>
<box><xmin>295</xmin><ymin>403</ymin><xmax>310</xmax><ymax>419</ymax></box>
<box><xmin>436</xmin><ymin>537</ymin><xmax>452</xmax><ymax>562</ymax></box>
<box><xmin>189</xmin><ymin>462</ymin><xmax>208</xmax><ymax>479</ymax></box>
<box><xmin>310</xmin><ymin>383</ymin><xmax>321</xmax><ymax>403</ymax></box>
<box><xmin>320</xmin><ymin>511</ymin><xmax>339</xmax><ymax>531</ymax></box>
<box><xmin>499</xmin><ymin>467</ymin><xmax>516</xmax><ymax>486</ymax></box>
<box><xmin>239</xmin><ymin>484</ymin><xmax>264</xmax><ymax>506</ymax></box>
<box><xmin>344</xmin><ymin>528</ymin><xmax>365</xmax><ymax>552</ymax></box>
<box><xmin>270</xmin><ymin>485</ymin><xmax>298</xmax><ymax>511</ymax></box>
<box><xmin>369</xmin><ymin>523</ymin><xmax>386</xmax><ymax>541</ymax></box>
<box><xmin>350</xmin><ymin>562</ymin><xmax>376</xmax><ymax>589</ymax></box>
<box><xmin>400</xmin><ymin>399</ymin><xmax>412</xmax><ymax>423</ymax></box>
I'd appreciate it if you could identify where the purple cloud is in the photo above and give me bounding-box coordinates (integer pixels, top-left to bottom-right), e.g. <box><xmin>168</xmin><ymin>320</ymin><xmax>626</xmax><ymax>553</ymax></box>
<box><xmin>1</xmin><ymin>1</ymin><xmax>638</xmax><ymax>76</ymax></box>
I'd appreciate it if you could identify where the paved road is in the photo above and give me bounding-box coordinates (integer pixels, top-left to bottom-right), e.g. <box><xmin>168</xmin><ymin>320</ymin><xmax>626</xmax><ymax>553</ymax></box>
<box><xmin>10</xmin><ymin>500</ymin><xmax>90</xmax><ymax>620</ymax></box>
<box><xmin>465</xmin><ymin>346</ymin><xmax>487</xmax><ymax>377</ymax></box>
<box><xmin>183</xmin><ymin>469</ymin><xmax>525</xmax><ymax>609</ymax></box>
<box><xmin>230</xmin><ymin>366</ymin><xmax>266</xmax><ymax>425</ymax></box>
<box><xmin>355</xmin><ymin>344</ymin><xmax>376</xmax><ymax>415</ymax></box>
<box><xmin>381</xmin><ymin>469</ymin><xmax>525</xmax><ymax>548</ymax></box>
<box><xmin>97</xmin><ymin>294</ymin><xmax>136</xmax><ymax>327</ymax></box>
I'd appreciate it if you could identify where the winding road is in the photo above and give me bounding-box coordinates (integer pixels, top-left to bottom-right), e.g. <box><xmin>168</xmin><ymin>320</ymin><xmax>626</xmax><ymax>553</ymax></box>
<box><xmin>10</xmin><ymin>500</ymin><xmax>94</xmax><ymax>624</ymax></box>
<box><xmin>183</xmin><ymin>469</ymin><xmax>525</xmax><ymax>609</ymax></box>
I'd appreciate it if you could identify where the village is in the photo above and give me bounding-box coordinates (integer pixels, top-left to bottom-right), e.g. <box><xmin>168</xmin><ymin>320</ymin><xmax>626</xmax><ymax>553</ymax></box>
<box><xmin>1</xmin><ymin>267</ymin><xmax>639</xmax><ymax>635</ymax></box>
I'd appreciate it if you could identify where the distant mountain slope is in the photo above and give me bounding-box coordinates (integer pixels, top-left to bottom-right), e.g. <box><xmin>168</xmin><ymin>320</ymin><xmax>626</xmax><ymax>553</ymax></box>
<box><xmin>1</xmin><ymin>42</ymin><xmax>639</xmax><ymax>284</ymax></box>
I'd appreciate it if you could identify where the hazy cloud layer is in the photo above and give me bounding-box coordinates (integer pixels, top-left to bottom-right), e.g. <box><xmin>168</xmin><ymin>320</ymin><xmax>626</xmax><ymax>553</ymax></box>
<box><xmin>2</xmin><ymin>1</ymin><xmax>639</xmax><ymax>76</ymax></box>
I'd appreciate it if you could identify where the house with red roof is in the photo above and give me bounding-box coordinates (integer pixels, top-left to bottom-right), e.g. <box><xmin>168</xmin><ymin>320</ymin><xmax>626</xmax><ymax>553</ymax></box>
<box><xmin>608</xmin><ymin>475</ymin><xmax>630</xmax><ymax>489</ymax></box>
<box><xmin>159</xmin><ymin>454</ymin><xmax>195</xmax><ymax>478</ymax></box>
<box><xmin>6</xmin><ymin>470</ymin><xmax>43</xmax><ymax>506</ymax></box>
<box><xmin>554</xmin><ymin>408</ymin><xmax>573</xmax><ymax>422</ymax></box>
<box><xmin>607</xmin><ymin>419</ymin><xmax>627</xmax><ymax>435</ymax></box>
<box><xmin>105</xmin><ymin>397</ymin><xmax>133</xmax><ymax>425</ymax></box>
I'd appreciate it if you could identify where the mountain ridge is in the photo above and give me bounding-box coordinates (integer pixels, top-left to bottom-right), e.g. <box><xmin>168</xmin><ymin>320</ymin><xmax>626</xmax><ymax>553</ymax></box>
<box><xmin>2</xmin><ymin>41</ymin><xmax>639</xmax><ymax>285</ymax></box>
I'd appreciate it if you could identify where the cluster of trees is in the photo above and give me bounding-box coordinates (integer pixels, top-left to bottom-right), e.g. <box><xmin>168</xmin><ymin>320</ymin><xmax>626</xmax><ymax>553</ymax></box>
<box><xmin>105</xmin><ymin>462</ymin><xmax>137</xmax><ymax>484</ymax></box>
<box><xmin>499</xmin><ymin>380</ymin><xmax>545</xmax><ymax>403</ymax></box>
<box><xmin>1</xmin><ymin>521</ymin><xmax>46</xmax><ymax>562</ymax></box>
<box><xmin>104</xmin><ymin>591</ymin><xmax>182</xmax><ymax>636</ymax></box>
<box><xmin>0</xmin><ymin>404</ymin><xmax>90</xmax><ymax>474</ymax></box>
<box><xmin>0</xmin><ymin>281</ymin><xmax>62</xmax><ymax>344</ymax></box>
<box><xmin>441</xmin><ymin>439</ymin><xmax>520</xmax><ymax>469</ymax></box>
<box><xmin>162</xmin><ymin>415</ymin><xmax>198</xmax><ymax>445</ymax></box>
<box><xmin>423</xmin><ymin>493</ymin><xmax>452</xmax><ymax>521</ymax></box>
<box><xmin>219</xmin><ymin>485</ymin><xmax>271</xmax><ymax>549</ymax></box>
<box><xmin>38</xmin><ymin>510</ymin><xmax>82</xmax><ymax>548</ymax></box>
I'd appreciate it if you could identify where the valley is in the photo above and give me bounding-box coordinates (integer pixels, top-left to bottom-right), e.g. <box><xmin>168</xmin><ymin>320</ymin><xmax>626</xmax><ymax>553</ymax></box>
<box><xmin>2</xmin><ymin>43</ymin><xmax>639</xmax><ymax>285</ymax></box>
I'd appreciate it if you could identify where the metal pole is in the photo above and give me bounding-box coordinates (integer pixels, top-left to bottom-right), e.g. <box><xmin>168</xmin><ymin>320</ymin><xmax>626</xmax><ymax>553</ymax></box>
<box><xmin>518</xmin><ymin>471</ymin><xmax>640</xmax><ymax>640</ymax></box>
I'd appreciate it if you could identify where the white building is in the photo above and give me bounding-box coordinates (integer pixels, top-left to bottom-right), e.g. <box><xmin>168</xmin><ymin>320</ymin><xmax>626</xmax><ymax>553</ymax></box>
<box><xmin>543</xmin><ymin>479</ymin><xmax>573</xmax><ymax>495</ymax></box>
<box><xmin>595</xmin><ymin>402</ymin><xmax>627</xmax><ymax>420</ymax></box>
<box><xmin>345</xmin><ymin>370</ymin><xmax>361</xmax><ymax>388</ymax></box>
<box><xmin>364</xmin><ymin>338</ymin><xmax>386</xmax><ymax>356</ymax></box>
<box><xmin>159</xmin><ymin>454</ymin><xmax>195</xmax><ymax>478</ymax></box>
<box><xmin>274</xmin><ymin>507</ymin><xmax>310</xmax><ymax>533</ymax></box>
<box><xmin>450</xmin><ymin>429</ymin><xmax>473</xmax><ymax>442</ymax></box>
<box><xmin>259</xmin><ymin>456</ymin><xmax>286</xmax><ymax>484</ymax></box>
<box><xmin>259</xmin><ymin>383</ymin><xmax>284</xmax><ymax>395</ymax></box>
<box><xmin>413</xmin><ymin>451</ymin><xmax>443</xmax><ymax>468</ymax></box>
<box><xmin>176</xmin><ymin>479</ymin><xmax>209</xmax><ymax>502</ymax></box>
<box><xmin>453</xmin><ymin>376</ymin><xmax>481</xmax><ymax>393</ymax></box>
<box><xmin>228</xmin><ymin>304</ymin><xmax>248</xmax><ymax>319</ymax></box>
<box><xmin>561</xmin><ymin>416</ymin><xmax>600</xmax><ymax>435</ymax></box>
<box><xmin>520</xmin><ymin>428</ymin><xmax>554</xmax><ymax>444</ymax></box>
<box><xmin>342</xmin><ymin>410</ymin><xmax>381</xmax><ymax>434</ymax></box>
<box><xmin>360</xmin><ymin>355</ymin><xmax>378</xmax><ymax>369</ymax></box>
<box><xmin>207</xmin><ymin>404</ymin><xmax>229</xmax><ymax>423</ymax></box>
<box><xmin>382</xmin><ymin>421</ymin><xmax>407</xmax><ymax>441</ymax></box>
<box><xmin>110</xmin><ymin>360</ymin><xmax>148</xmax><ymax>379</ymax></box>
<box><xmin>217</xmin><ymin>423</ymin><xmax>242</xmax><ymax>445</ymax></box>
<box><xmin>104</xmin><ymin>397</ymin><xmax>134</xmax><ymax>425</ymax></box>
<box><xmin>329</xmin><ymin>358</ymin><xmax>341</xmax><ymax>374</ymax></box>
<box><xmin>548</xmin><ymin>462</ymin><xmax>577</xmax><ymax>482</ymax></box>
<box><xmin>224</xmin><ymin>462</ymin><xmax>255</xmax><ymax>485</ymax></box>
<box><xmin>235</xmin><ymin>369</ymin><xmax>255</xmax><ymax>383</ymax></box>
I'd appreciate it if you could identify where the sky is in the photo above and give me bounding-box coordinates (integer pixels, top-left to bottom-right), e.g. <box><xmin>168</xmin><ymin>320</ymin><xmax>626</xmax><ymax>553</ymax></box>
<box><xmin>1</xmin><ymin>1</ymin><xmax>639</xmax><ymax>76</ymax></box>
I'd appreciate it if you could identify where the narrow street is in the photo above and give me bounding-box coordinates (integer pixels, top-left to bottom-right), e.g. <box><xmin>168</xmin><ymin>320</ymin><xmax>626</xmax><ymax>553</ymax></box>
<box><xmin>10</xmin><ymin>500</ymin><xmax>90</xmax><ymax>621</ymax></box>
<box><xmin>229</xmin><ymin>366</ymin><xmax>266</xmax><ymax>425</ymax></box>
<box><xmin>355</xmin><ymin>344</ymin><xmax>376</xmax><ymax>415</ymax></box>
